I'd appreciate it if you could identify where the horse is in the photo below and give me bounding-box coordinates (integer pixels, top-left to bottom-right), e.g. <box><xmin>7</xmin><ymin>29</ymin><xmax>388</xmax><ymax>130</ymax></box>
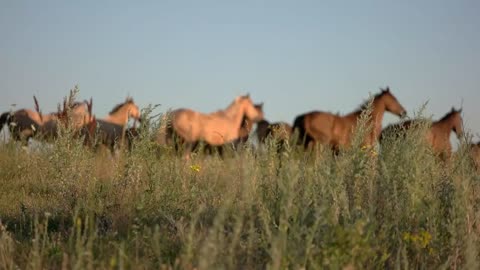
<box><xmin>91</xmin><ymin>97</ymin><xmax>141</xmax><ymax>153</ymax></box>
<box><xmin>232</xmin><ymin>103</ymin><xmax>264</xmax><ymax>146</ymax></box>
<box><xmin>37</xmin><ymin>98</ymin><xmax>94</xmax><ymax>141</ymax></box>
<box><xmin>292</xmin><ymin>87</ymin><xmax>407</xmax><ymax>151</ymax></box>
<box><xmin>470</xmin><ymin>142</ymin><xmax>480</xmax><ymax>170</ymax></box>
<box><xmin>0</xmin><ymin>96</ymin><xmax>92</xmax><ymax>144</ymax></box>
<box><xmin>201</xmin><ymin>103</ymin><xmax>264</xmax><ymax>156</ymax></box>
<box><xmin>256</xmin><ymin>120</ymin><xmax>292</xmax><ymax>152</ymax></box>
<box><xmin>166</xmin><ymin>94</ymin><xmax>264</xmax><ymax>159</ymax></box>
<box><xmin>381</xmin><ymin>107</ymin><xmax>463</xmax><ymax>160</ymax></box>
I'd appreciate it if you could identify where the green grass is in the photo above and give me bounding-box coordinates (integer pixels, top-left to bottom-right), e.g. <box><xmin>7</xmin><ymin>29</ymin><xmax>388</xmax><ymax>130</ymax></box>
<box><xmin>0</xmin><ymin>107</ymin><xmax>479</xmax><ymax>270</ymax></box>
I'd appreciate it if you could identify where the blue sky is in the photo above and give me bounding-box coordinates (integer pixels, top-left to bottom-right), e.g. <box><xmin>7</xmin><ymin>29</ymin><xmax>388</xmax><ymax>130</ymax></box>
<box><xmin>1</xmin><ymin>1</ymin><xmax>479</xmax><ymax>139</ymax></box>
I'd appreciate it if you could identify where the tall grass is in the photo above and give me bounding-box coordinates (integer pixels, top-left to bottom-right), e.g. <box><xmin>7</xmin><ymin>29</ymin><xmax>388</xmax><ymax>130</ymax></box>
<box><xmin>0</xmin><ymin>103</ymin><xmax>479</xmax><ymax>269</ymax></box>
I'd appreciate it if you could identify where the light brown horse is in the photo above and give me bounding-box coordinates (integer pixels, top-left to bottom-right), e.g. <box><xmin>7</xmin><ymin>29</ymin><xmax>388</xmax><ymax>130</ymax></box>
<box><xmin>256</xmin><ymin>120</ymin><xmax>292</xmax><ymax>151</ymax></box>
<box><xmin>92</xmin><ymin>98</ymin><xmax>141</xmax><ymax>153</ymax></box>
<box><xmin>292</xmin><ymin>88</ymin><xmax>407</xmax><ymax>151</ymax></box>
<box><xmin>0</xmin><ymin>96</ymin><xmax>92</xmax><ymax>144</ymax></box>
<box><xmin>166</xmin><ymin>94</ymin><xmax>264</xmax><ymax>159</ymax></box>
<box><xmin>381</xmin><ymin>107</ymin><xmax>463</xmax><ymax>160</ymax></box>
<box><xmin>234</xmin><ymin>103</ymin><xmax>264</xmax><ymax>146</ymax></box>
<box><xmin>201</xmin><ymin>103</ymin><xmax>264</xmax><ymax>156</ymax></box>
<box><xmin>37</xmin><ymin>99</ymin><xmax>94</xmax><ymax>141</ymax></box>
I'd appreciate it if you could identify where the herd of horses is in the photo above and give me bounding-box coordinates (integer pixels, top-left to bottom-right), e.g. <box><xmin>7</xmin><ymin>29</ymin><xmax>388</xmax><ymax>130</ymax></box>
<box><xmin>0</xmin><ymin>88</ymin><xmax>479</xmax><ymax>168</ymax></box>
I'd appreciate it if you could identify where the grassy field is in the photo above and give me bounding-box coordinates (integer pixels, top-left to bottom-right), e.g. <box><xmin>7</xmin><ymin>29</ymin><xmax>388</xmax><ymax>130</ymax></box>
<box><xmin>0</xmin><ymin>108</ymin><xmax>479</xmax><ymax>270</ymax></box>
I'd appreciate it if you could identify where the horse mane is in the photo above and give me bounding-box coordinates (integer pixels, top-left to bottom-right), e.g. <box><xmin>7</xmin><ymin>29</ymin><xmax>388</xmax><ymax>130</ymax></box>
<box><xmin>109</xmin><ymin>98</ymin><xmax>134</xmax><ymax>115</ymax></box>
<box><xmin>219</xmin><ymin>95</ymin><xmax>250</xmax><ymax>113</ymax></box>
<box><xmin>357</xmin><ymin>88</ymin><xmax>390</xmax><ymax>111</ymax></box>
<box><xmin>437</xmin><ymin>108</ymin><xmax>461</xmax><ymax>122</ymax></box>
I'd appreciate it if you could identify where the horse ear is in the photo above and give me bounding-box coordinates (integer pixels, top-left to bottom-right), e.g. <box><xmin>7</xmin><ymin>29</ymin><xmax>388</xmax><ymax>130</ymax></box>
<box><xmin>33</xmin><ymin>95</ymin><xmax>43</xmax><ymax>121</ymax></box>
<box><xmin>33</xmin><ymin>96</ymin><xmax>40</xmax><ymax>113</ymax></box>
<box><xmin>88</xmin><ymin>98</ymin><xmax>93</xmax><ymax>115</ymax></box>
<box><xmin>385</xmin><ymin>87</ymin><xmax>390</xmax><ymax>92</ymax></box>
<box><xmin>246</xmin><ymin>93</ymin><xmax>250</xmax><ymax>98</ymax></box>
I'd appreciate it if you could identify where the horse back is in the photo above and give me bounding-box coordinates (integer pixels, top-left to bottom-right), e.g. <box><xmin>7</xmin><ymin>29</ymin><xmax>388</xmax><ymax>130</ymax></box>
<box><xmin>303</xmin><ymin>111</ymin><xmax>336</xmax><ymax>140</ymax></box>
<box><xmin>170</xmin><ymin>109</ymin><xmax>202</xmax><ymax>142</ymax></box>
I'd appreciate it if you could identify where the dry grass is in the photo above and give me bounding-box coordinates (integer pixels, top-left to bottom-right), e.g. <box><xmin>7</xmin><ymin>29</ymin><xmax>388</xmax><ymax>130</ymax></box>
<box><xmin>0</xmin><ymin>105</ymin><xmax>479</xmax><ymax>269</ymax></box>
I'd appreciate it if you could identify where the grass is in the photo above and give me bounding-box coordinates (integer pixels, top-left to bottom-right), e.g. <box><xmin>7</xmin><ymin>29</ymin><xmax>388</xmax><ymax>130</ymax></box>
<box><xmin>0</xmin><ymin>104</ymin><xmax>479</xmax><ymax>269</ymax></box>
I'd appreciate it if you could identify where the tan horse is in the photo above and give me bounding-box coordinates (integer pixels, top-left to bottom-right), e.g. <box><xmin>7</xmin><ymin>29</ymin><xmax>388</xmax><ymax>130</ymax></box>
<box><xmin>201</xmin><ymin>103</ymin><xmax>264</xmax><ymax>156</ymax></box>
<box><xmin>93</xmin><ymin>98</ymin><xmax>141</xmax><ymax>153</ymax></box>
<box><xmin>381</xmin><ymin>107</ymin><xmax>463</xmax><ymax>160</ymax></box>
<box><xmin>166</xmin><ymin>94</ymin><xmax>264</xmax><ymax>159</ymax></box>
<box><xmin>0</xmin><ymin>96</ymin><xmax>92</xmax><ymax>144</ymax></box>
<box><xmin>293</xmin><ymin>88</ymin><xmax>407</xmax><ymax>151</ymax></box>
<box><xmin>37</xmin><ymin>100</ymin><xmax>93</xmax><ymax>141</ymax></box>
<box><xmin>234</xmin><ymin>103</ymin><xmax>264</xmax><ymax>145</ymax></box>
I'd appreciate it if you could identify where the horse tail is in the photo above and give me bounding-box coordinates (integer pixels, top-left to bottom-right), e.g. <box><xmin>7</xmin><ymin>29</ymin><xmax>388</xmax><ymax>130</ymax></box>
<box><xmin>0</xmin><ymin>112</ymin><xmax>11</xmax><ymax>133</ymax></box>
<box><xmin>292</xmin><ymin>114</ymin><xmax>310</xmax><ymax>148</ymax></box>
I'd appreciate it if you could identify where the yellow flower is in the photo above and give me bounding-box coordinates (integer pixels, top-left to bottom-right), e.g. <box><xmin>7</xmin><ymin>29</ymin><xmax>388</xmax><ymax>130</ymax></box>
<box><xmin>190</xmin><ymin>164</ymin><xmax>201</xmax><ymax>172</ymax></box>
<box><xmin>403</xmin><ymin>230</ymin><xmax>432</xmax><ymax>249</ymax></box>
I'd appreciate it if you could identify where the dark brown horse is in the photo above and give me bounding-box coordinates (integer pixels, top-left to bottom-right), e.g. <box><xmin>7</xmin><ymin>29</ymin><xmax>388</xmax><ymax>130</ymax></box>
<box><xmin>381</xmin><ymin>107</ymin><xmax>463</xmax><ymax>160</ymax></box>
<box><xmin>88</xmin><ymin>98</ymin><xmax>141</xmax><ymax>154</ymax></box>
<box><xmin>256</xmin><ymin>120</ymin><xmax>292</xmax><ymax>151</ymax></box>
<box><xmin>293</xmin><ymin>88</ymin><xmax>407</xmax><ymax>151</ymax></box>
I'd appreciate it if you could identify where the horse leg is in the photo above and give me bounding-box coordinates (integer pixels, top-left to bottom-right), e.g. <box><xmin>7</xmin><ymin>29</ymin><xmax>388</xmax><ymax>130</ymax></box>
<box><xmin>184</xmin><ymin>141</ymin><xmax>198</xmax><ymax>160</ymax></box>
<box><xmin>217</xmin><ymin>146</ymin><xmax>224</xmax><ymax>158</ymax></box>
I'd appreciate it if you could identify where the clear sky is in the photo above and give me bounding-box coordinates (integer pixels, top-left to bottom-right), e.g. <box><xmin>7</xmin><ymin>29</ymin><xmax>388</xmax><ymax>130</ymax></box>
<box><xmin>1</xmin><ymin>1</ymin><xmax>479</xmax><ymax>140</ymax></box>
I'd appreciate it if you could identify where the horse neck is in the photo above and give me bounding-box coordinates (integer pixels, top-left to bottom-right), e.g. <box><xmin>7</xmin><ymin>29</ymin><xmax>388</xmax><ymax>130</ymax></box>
<box><xmin>239</xmin><ymin>118</ymin><xmax>253</xmax><ymax>137</ymax></box>
<box><xmin>221</xmin><ymin>100</ymin><xmax>243</xmax><ymax>118</ymax></box>
<box><xmin>222</xmin><ymin>102</ymin><xmax>247</xmax><ymax>136</ymax></box>
<box><xmin>433</xmin><ymin>115</ymin><xmax>456</xmax><ymax>137</ymax></box>
<box><xmin>348</xmin><ymin>98</ymin><xmax>386</xmax><ymax>142</ymax></box>
<box><xmin>105</xmin><ymin>106</ymin><xmax>130</xmax><ymax>126</ymax></box>
<box><xmin>371</xmin><ymin>99</ymin><xmax>387</xmax><ymax>132</ymax></box>
<box><xmin>348</xmin><ymin>99</ymin><xmax>385</xmax><ymax>124</ymax></box>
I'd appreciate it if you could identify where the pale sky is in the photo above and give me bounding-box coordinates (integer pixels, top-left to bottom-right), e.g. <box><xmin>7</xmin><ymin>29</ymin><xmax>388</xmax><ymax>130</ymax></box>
<box><xmin>1</xmin><ymin>1</ymin><xmax>479</xmax><ymax>141</ymax></box>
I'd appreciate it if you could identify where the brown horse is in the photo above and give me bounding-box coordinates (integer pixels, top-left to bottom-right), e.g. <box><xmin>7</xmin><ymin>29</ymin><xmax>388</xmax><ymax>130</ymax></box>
<box><xmin>256</xmin><ymin>120</ymin><xmax>292</xmax><ymax>151</ymax></box>
<box><xmin>91</xmin><ymin>98</ymin><xmax>141</xmax><ymax>153</ymax></box>
<box><xmin>470</xmin><ymin>142</ymin><xmax>480</xmax><ymax>170</ymax></box>
<box><xmin>0</xmin><ymin>96</ymin><xmax>91</xmax><ymax>144</ymax></box>
<box><xmin>166</xmin><ymin>94</ymin><xmax>264</xmax><ymax>159</ymax></box>
<box><xmin>381</xmin><ymin>107</ymin><xmax>463</xmax><ymax>160</ymax></box>
<box><xmin>292</xmin><ymin>88</ymin><xmax>407</xmax><ymax>151</ymax></box>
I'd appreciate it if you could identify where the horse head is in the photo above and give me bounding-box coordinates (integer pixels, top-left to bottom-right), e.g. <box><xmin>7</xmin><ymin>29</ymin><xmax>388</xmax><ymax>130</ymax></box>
<box><xmin>450</xmin><ymin>107</ymin><xmax>463</xmax><ymax>138</ymax></box>
<box><xmin>379</xmin><ymin>87</ymin><xmax>407</xmax><ymax>118</ymax></box>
